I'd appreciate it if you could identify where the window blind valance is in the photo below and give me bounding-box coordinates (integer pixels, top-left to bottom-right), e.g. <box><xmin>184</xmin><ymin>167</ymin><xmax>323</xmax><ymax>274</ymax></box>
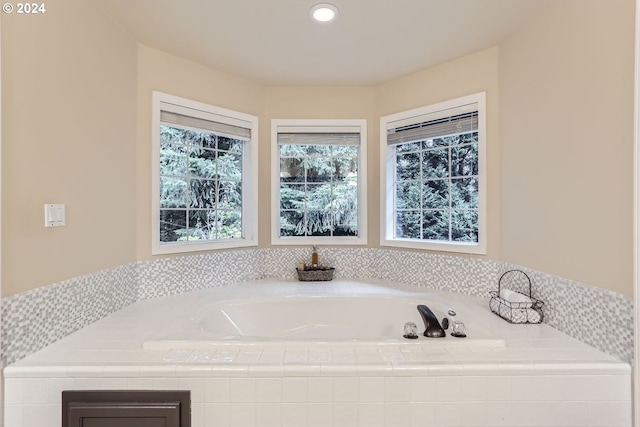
<box><xmin>277</xmin><ymin>132</ymin><xmax>360</xmax><ymax>146</ymax></box>
<box><xmin>160</xmin><ymin>111</ymin><xmax>251</xmax><ymax>141</ymax></box>
<box><xmin>387</xmin><ymin>111</ymin><xmax>478</xmax><ymax>146</ymax></box>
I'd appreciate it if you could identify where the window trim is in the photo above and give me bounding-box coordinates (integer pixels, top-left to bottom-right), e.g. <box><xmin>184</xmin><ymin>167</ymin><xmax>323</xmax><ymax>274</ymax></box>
<box><xmin>151</xmin><ymin>91</ymin><xmax>259</xmax><ymax>255</ymax></box>
<box><xmin>271</xmin><ymin>118</ymin><xmax>368</xmax><ymax>246</ymax></box>
<box><xmin>379</xmin><ymin>92</ymin><xmax>486</xmax><ymax>254</ymax></box>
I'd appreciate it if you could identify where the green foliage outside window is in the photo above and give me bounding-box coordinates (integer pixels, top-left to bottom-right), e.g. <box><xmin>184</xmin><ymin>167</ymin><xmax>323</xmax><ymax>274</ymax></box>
<box><xmin>279</xmin><ymin>144</ymin><xmax>359</xmax><ymax>237</ymax></box>
<box><xmin>159</xmin><ymin>125</ymin><xmax>243</xmax><ymax>243</ymax></box>
<box><xmin>395</xmin><ymin>132</ymin><xmax>479</xmax><ymax>243</ymax></box>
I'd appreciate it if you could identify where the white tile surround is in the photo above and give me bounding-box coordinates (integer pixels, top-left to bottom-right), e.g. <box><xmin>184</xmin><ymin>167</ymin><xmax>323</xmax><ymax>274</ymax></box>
<box><xmin>1</xmin><ymin>248</ymin><xmax>634</xmax><ymax>426</ymax></box>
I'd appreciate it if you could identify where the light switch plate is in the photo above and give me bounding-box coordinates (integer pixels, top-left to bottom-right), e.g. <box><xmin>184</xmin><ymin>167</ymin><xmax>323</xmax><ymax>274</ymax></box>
<box><xmin>44</xmin><ymin>204</ymin><xmax>65</xmax><ymax>227</ymax></box>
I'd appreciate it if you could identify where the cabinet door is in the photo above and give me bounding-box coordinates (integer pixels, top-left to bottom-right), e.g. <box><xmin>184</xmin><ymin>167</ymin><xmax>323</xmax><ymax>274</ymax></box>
<box><xmin>68</xmin><ymin>403</ymin><xmax>180</xmax><ymax>427</ymax></box>
<box><xmin>62</xmin><ymin>390</ymin><xmax>190</xmax><ymax>427</ymax></box>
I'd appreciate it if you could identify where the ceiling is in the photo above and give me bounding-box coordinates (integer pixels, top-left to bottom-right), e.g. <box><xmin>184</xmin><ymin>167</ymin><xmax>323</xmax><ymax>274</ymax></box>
<box><xmin>94</xmin><ymin>0</ymin><xmax>549</xmax><ymax>86</ymax></box>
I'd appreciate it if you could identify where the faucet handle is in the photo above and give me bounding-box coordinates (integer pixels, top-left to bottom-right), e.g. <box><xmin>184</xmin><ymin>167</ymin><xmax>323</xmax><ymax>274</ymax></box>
<box><xmin>403</xmin><ymin>322</ymin><xmax>418</xmax><ymax>339</ymax></box>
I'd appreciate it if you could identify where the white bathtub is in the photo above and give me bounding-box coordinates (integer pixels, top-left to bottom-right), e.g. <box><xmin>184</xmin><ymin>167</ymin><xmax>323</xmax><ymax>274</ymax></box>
<box><xmin>143</xmin><ymin>279</ymin><xmax>505</xmax><ymax>349</ymax></box>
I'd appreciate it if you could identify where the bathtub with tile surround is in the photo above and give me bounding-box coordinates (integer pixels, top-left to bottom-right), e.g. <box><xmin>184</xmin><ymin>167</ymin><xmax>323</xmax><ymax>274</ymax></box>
<box><xmin>143</xmin><ymin>280</ymin><xmax>505</xmax><ymax>350</ymax></box>
<box><xmin>3</xmin><ymin>277</ymin><xmax>632</xmax><ymax>427</ymax></box>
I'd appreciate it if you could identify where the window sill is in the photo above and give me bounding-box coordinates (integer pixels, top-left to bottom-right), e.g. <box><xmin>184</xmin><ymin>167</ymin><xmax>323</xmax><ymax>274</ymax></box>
<box><xmin>380</xmin><ymin>238</ymin><xmax>486</xmax><ymax>255</ymax></box>
<box><xmin>272</xmin><ymin>235</ymin><xmax>367</xmax><ymax>246</ymax></box>
<box><xmin>152</xmin><ymin>238</ymin><xmax>258</xmax><ymax>255</ymax></box>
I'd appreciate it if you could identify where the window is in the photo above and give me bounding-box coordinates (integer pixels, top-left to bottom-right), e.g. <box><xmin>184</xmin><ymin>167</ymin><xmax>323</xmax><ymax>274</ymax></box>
<box><xmin>271</xmin><ymin>119</ymin><xmax>367</xmax><ymax>245</ymax></box>
<box><xmin>380</xmin><ymin>92</ymin><xmax>486</xmax><ymax>254</ymax></box>
<box><xmin>152</xmin><ymin>91</ymin><xmax>258</xmax><ymax>255</ymax></box>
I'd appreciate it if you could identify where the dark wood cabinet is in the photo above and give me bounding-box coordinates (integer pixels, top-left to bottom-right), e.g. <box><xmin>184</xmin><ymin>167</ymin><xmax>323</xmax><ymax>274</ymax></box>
<box><xmin>62</xmin><ymin>390</ymin><xmax>190</xmax><ymax>427</ymax></box>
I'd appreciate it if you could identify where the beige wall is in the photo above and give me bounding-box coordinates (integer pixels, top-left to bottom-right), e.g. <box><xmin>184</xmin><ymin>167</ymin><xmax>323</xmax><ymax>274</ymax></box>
<box><xmin>499</xmin><ymin>1</ymin><xmax>635</xmax><ymax>295</ymax></box>
<box><xmin>374</xmin><ymin>47</ymin><xmax>502</xmax><ymax>258</ymax></box>
<box><xmin>1</xmin><ymin>1</ymin><xmax>138</xmax><ymax>297</ymax></box>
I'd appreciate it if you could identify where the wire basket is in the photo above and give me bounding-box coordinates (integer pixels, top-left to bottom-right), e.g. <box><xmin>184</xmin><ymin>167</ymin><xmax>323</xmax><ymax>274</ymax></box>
<box><xmin>489</xmin><ymin>269</ymin><xmax>544</xmax><ymax>324</ymax></box>
<box><xmin>296</xmin><ymin>266</ymin><xmax>335</xmax><ymax>282</ymax></box>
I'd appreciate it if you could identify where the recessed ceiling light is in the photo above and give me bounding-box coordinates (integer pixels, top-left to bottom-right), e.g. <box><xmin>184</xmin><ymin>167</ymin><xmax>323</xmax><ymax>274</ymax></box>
<box><xmin>310</xmin><ymin>3</ymin><xmax>339</xmax><ymax>23</ymax></box>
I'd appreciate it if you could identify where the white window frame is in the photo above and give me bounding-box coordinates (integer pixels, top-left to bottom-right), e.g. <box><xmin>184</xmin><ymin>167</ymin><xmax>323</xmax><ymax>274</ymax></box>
<box><xmin>380</xmin><ymin>92</ymin><xmax>486</xmax><ymax>254</ymax></box>
<box><xmin>271</xmin><ymin>119</ymin><xmax>368</xmax><ymax>246</ymax></box>
<box><xmin>151</xmin><ymin>91</ymin><xmax>259</xmax><ymax>255</ymax></box>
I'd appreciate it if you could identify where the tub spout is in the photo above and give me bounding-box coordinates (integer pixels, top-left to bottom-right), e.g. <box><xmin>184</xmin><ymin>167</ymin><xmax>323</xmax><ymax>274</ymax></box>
<box><xmin>417</xmin><ymin>305</ymin><xmax>446</xmax><ymax>338</ymax></box>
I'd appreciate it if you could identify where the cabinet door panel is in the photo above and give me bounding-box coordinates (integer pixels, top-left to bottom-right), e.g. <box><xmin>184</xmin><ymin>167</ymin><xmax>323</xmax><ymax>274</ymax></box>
<box><xmin>62</xmin><ymin>391</ymin><xmax>190</xmax><ymax>427</ymax></box>
<box><xmin>69</xmin><ymin>403</ymin><xmax>180</xmax><ymax>427</ymax></box>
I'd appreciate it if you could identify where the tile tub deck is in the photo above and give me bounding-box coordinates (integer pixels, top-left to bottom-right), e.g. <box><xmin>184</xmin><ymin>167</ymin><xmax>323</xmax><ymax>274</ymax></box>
<box><xmin>3</xmin><ymin>279</ymin><xmax>632</xmax><ymax>427</ymax></box>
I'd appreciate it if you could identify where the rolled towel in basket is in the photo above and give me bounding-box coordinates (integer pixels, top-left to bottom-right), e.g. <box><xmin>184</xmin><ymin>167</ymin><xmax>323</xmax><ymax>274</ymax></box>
<box><xmin>491</xmin><ymin>299</ymin><xmax>520</xmax><ymax>323</ymax></box>
<box><xmin>508</xmin><ymin>308</ymin><xmax>542</xmax><ymax>324</ymax></box>
<box><xmin>526</xmin><ymin>308</ymin><xmax>541</xmax><ymax>323</ymax></box>
<box><xmin>499</xmin><ymin>288</ymin><xmax>533</xmax><ymax>308</ymax></box>
<box><xmin>510</xmin><ymin>308</ymin><xmax>527</xmax><ymax>323</ymax></box>
<box><xmin>491</xmin><ymin>294</ymin><xmax>542</xmax><ymax>324</ymax></box>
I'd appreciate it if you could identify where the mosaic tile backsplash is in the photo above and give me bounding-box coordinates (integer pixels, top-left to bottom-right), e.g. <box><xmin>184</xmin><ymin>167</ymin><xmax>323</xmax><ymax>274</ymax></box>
<box><xmin>1</xmin><ymin>263</ymin><xmax>137</xmax><ymax>366</ymax></box>
<box><xmin>1</xmin><ymin>248</ymin><xmax>634</xmax><ymax>366</ymax></box>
